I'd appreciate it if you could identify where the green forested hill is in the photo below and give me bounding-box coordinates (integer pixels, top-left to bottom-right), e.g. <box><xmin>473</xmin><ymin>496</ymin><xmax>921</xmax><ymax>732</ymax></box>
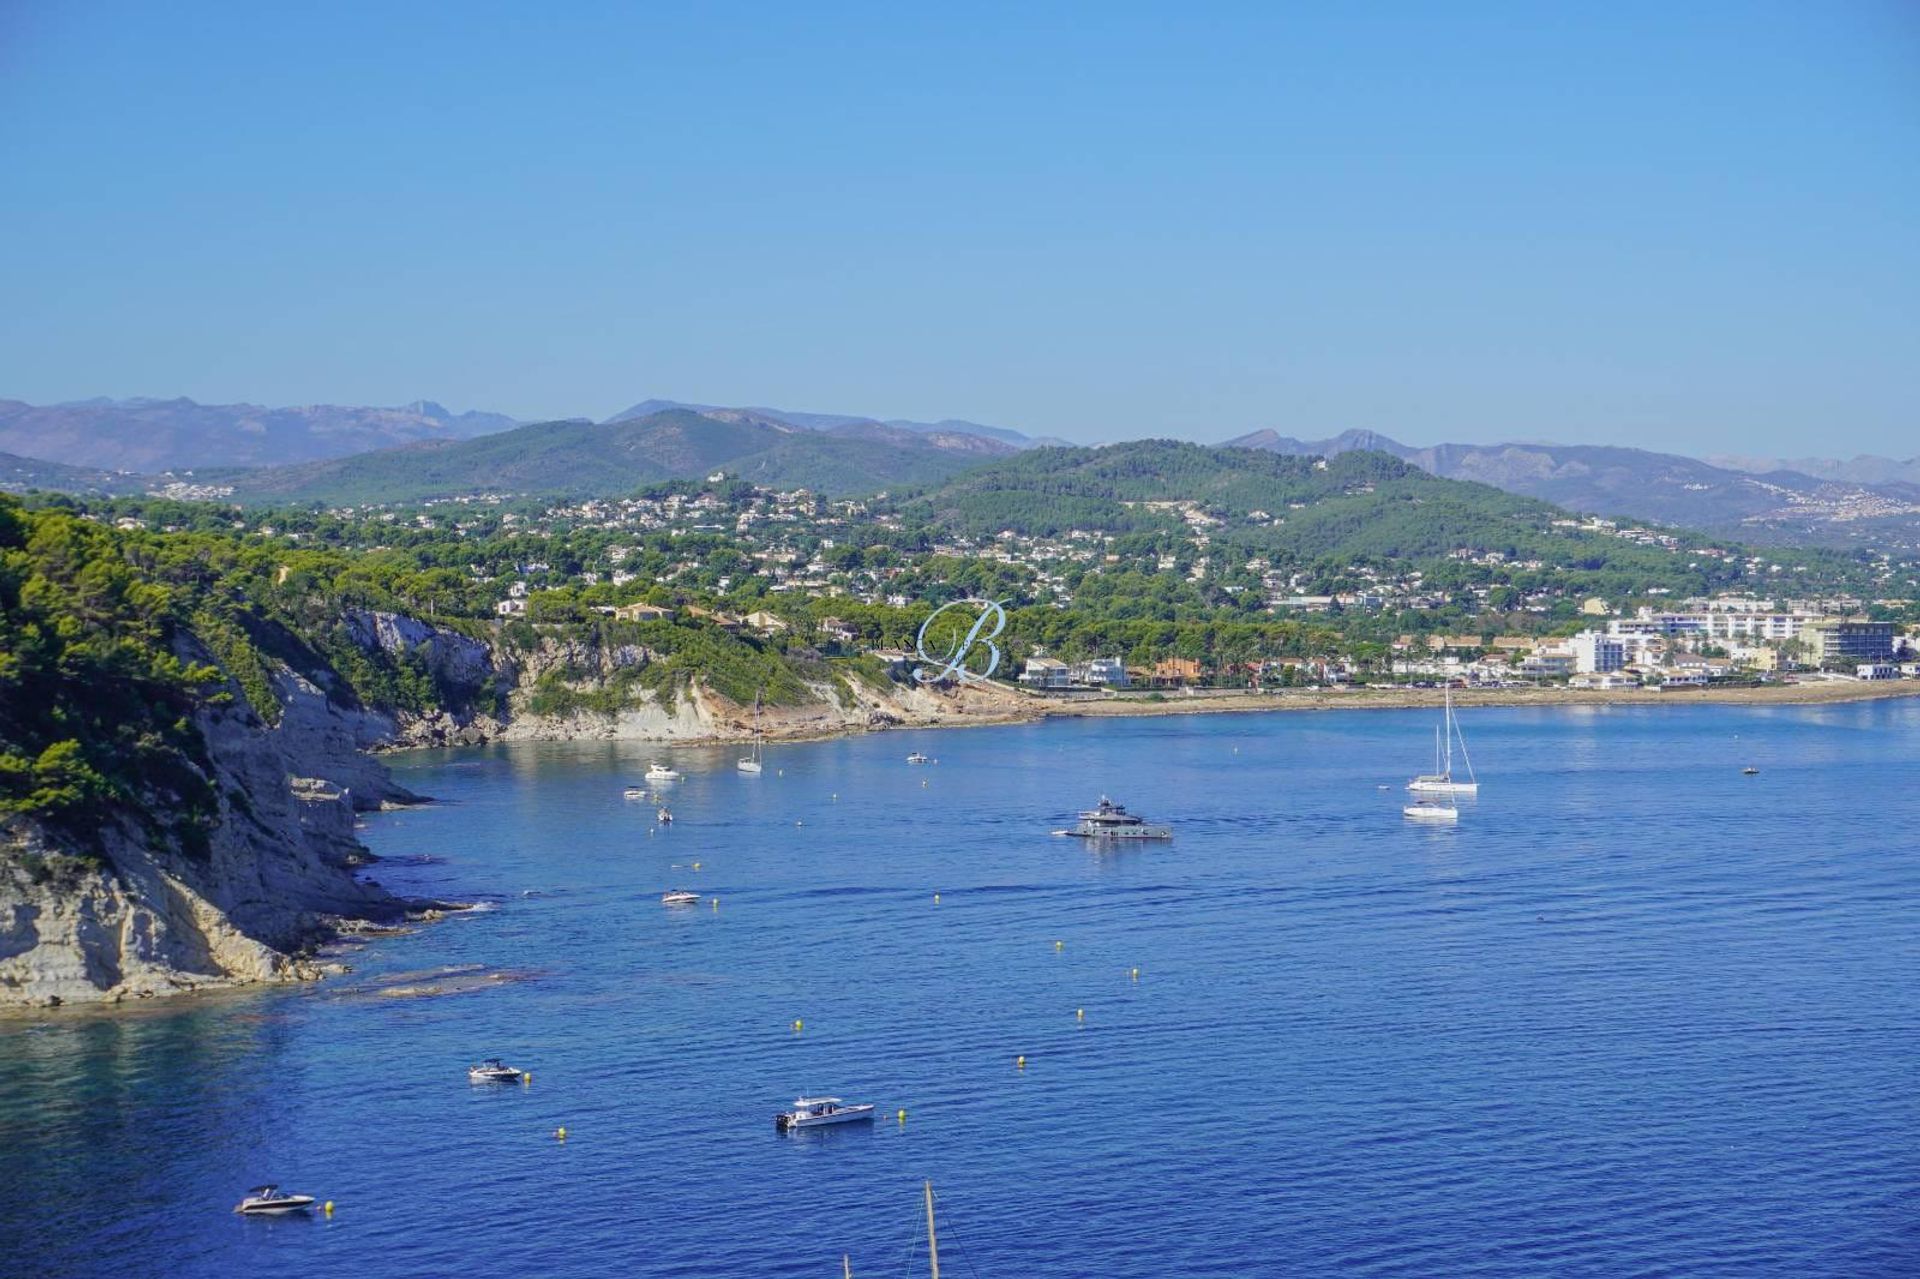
<box><xmin>228</xmin><ymin>409</ymin><xmax>1008</xmax><ymax>504</ymax></box>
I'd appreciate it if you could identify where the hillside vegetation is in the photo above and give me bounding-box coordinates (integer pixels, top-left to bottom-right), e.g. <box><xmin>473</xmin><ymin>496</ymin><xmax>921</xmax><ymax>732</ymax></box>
<box><xmin>229</xmin><ymin>409</ymin><xmax>1011</xmax><ymax>504</ymax></box>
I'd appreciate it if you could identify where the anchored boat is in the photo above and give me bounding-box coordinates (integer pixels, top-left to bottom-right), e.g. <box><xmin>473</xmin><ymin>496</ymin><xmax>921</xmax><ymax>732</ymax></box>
<box><xmin>234</xmin><ymin>1185</ymin><xmax>315</xmax><ymax>1215</ymax></box>
<box><xmin>645</xmin><ymin>762</ymin><xmax>682</xmax><ymax>783</ymax></box>
<box><xmin>1062</xmin><ymin>796</ymin><xmax>1171</xmax><ymax>840</ymax></box>
<box><xmin>1408</xmin><ymin>686</ymin><xmax>1479</xmax><ymax>795</ymax></box>
<box><xmin>661</xmin><ymin>889</ymin><xmax>700</xmax><ymax>906</ymax></box>
<box><xmin>468</xmin><ymin>1057</ymin><xmax>526</xmax><ymax>1083</ymax></box>
<box><xmin>774</xmin><ymin>1096</ymin><xmax>875</xmax><ymax>1131</ymax></box>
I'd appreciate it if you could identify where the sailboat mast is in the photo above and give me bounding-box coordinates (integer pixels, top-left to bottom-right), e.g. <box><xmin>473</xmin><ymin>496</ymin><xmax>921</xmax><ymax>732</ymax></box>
<box><xmin>1442</xmin><ymin>687</ymin><xmax>1454</xmax><ymax>777</ymax></box>
<box><xmin>925</xmin><ymin>1181</ymin><xmax>940</xmax><ymax>1279</ymax></box>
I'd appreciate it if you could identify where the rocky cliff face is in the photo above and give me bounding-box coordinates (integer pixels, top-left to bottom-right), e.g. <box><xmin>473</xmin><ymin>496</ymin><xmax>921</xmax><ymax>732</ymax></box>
<box><xmin>0</xmin><ymin>665</ymin><xmax>423</xmax><ymax>1009</ymax></box>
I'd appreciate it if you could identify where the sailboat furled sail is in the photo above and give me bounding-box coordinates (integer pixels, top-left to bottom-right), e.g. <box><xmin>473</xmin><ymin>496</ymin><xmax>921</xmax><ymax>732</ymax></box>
<box><xmin>1407</xmin><ymin>686</ymin><xmax>1478</xmax><ymax>795</ymax></box>
<box><xmin>738</xmin><ymin>689</ymin><xmax>764</xmax><ymax>773</ymax></box>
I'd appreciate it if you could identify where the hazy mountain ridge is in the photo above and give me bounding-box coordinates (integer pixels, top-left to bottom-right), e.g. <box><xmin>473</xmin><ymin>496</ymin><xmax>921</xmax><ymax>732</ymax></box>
<box><xmin>605</xmin><ymin>397</ymin><xmax>1065</xmax><ymax>449</ymax></box>
<box><xmin>1224</xmin><ymin>428</ymin><xmax>1920</xmax><ymax>550</ymax></box>
<box><xmin>0</xmin><ymin>397</ymin><xmax>521</xmax><ymax>472</ymax></box>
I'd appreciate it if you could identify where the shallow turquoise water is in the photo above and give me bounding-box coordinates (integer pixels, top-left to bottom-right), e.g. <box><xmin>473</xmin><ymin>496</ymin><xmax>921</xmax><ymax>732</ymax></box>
<box><xmin>3</xmin><ymin>703</ymin><xmax>1918</xmax><ymax>1277</ymax></box>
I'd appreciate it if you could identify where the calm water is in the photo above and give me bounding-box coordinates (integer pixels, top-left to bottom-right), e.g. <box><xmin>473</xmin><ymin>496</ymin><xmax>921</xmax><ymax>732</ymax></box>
<box><xmin>4</xmin><ymin>704</ymin><xmax>1919</xmax><ymax>1277</ymax></box>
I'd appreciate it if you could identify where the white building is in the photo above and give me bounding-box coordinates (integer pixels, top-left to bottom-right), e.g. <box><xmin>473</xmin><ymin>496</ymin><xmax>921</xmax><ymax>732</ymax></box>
<box><xmin>1571</xmin><ymin>630</ymin><xmax>1626</xmax><ymax>674</ymax></box>
<box><xmin>1018</xmin><ymin>657</ymin><xmax>1072</xmax><ymax>689</ymax></box>
<box><xmin>1070</xmin><ymin>657</ymin><xmax>1129</xmax><ymax>687</ymax></box>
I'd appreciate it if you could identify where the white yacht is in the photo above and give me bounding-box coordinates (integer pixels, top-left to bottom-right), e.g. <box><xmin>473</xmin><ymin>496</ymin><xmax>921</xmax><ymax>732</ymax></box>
<box><xmin>906</xmin><ymin>752</ymin><xmax>930</xmax><ymax>765</ymax></box>
<box><xmin>467</xmin><ymin>1057</ymin><xmax>526</xmax><ymax>1083</ymax></box>
<box><xmin>1062</xmin><ymin>796</ymin><xmax>1171</xmax><ymax>840</ymax></box>
<box><xmin>661</xmin><ymin>889</ymin><xmax>701</xmax><ymax>906</ymax></box>
<box><xmin>234</xmin><ymin>1185</ymin><xmax>315</xmax><ymax>1215</ymax></box>
<box><xmin>775</xmin><ymin>1096</ymin><xmax>876</xmax><ymax>1132</ymax></box>
<box><xmin>1408</xmin><ymin>687</ymin><xmax>1479</xmax><ymax>795</ymax></box>
<box><xmin>645</xmin><ymin>762</ymin><xmax>682</xmax><ymax>783</ymax></box>
<box><xmin>1403</xmin><ymin>798</ymin><xmax>1459</xmax><ymax>823</ymax></box>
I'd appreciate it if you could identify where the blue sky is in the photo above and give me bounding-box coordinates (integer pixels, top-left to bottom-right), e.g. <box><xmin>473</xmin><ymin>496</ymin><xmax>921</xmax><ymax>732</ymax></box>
<box><xmin>1</xmin><ymin>2</ymin><xmax>1914</xmax><ymax>455</ymax></box>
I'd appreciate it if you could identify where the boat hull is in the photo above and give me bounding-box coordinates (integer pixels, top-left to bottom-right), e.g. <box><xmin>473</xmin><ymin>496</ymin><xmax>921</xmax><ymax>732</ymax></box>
<box><xmin>1408</xmin><ymin>779</ymin><xmax>1478</xmax><ymax>795</ymax></box>
<box><xmin>236</xmin><ymin>1197</ymin><xmax>315</xmax><ymax>1215</ymax></box>
<box><xmin>737</xmin><ymin>760</ymin><xmax>762</xmax><ymax>774</ymax></box>
<box><xmin>1066</xmin><ymin>826</ymin><xmax>1171</xmax><ymax>840</ymax></box>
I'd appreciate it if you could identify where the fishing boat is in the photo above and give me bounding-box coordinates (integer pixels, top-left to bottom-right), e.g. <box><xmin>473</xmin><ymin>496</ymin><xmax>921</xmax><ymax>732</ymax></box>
<box><xmin>906</xmin><ymin>752</ymin><xmax>930</xmax><ymax>765</ymax></box>
<box><xmin>774</xmin><ymin>1096</ymin><xmax>875</xmax><ymax>1131</ymax></box>
<box><xmin>1403</xmin><ymin>798</ymin><xmax>1459</xmax><ymax>822</ymax></box>
<box><xmin>1408</xmin><ymin>686</ymin><xmax>1478</xmax><ymax>795</ymax></box>
<box><xmin>233</xmin><ymin>1185</ymin><xmax>315</xmax><ymax>1215</ymax></box>
<box><xmin>645</xmin><ymin>762</ymin><xmax>682</xmax><ymax>783</ymax></box>
<box><xmin>738</xmin><ymin>692</ymin><xmax>764</xmax><ymax>774</ymax></box>
<box><xmin>467</xmin><ymin>1057</ymin><xmax>526</xmax><ymax>1083</ymax></box>
<box><xmin>661</xmin><ymin>889</ymin><xmax>700</xmax><ymax>906</ymax></box>
<box><xmin>1061</xmin><ymin>795</ymin><xmax>1171</xmax><ymax>840</ymax></box>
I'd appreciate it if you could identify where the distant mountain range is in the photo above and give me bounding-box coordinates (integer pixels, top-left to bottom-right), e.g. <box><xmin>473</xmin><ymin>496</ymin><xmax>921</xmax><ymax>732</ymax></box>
<box><xmin>0</xmin><ymin>395</ymin><xmax>1051</xmax><ymax>475</ymax></box>
<box><xmin>0</xmin><ymin>397</ymin><xmax>522</xmax><ymax>471</ymax></box>
<box><xmin>3</xmin><ymin>392</ymin><xmax>1917</xmax><ymax>550</ymax></box>
<box><xmin>1223</xmin><ymin>429</ymin><xmax>1920</xmax><ymax>550</ymax></box>
<box><xmin>224</xmin><ymin>408</ymin><xmax>1016</xmax><ymax>504</ymax></box>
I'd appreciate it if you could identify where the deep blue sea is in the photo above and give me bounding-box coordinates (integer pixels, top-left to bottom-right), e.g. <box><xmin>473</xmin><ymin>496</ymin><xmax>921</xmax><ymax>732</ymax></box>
<box><xmin>4</xmin><ymin>703</ymin><xmax>1918</xmax><ymax>1278</ymax></box>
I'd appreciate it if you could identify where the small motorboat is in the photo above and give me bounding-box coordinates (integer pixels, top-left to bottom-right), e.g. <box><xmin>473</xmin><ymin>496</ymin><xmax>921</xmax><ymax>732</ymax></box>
<box><xmin>775</xmin><ymin>1096</ymin><xmax>876</xmax><ymax>1132</ymax></box>
<box><xmin>234</xmin><ymin>1185</ymin><xmax>316</xmax><ymax>1215</ymax></box>
<box><xmin>645</xmin><ymin>762</ymin><xmax>682</xmax><ymax>783</ymax></box>
<box><xmin>468</xmin><ymin>1058</ymin><xmax>526</xmax><ymax>1083</ymax></box>
<box><xmin>623</xmin><ymin>785</ymin><xmax>648</xmax><ymax>800</ymax></box>
<box><xmin>662</xmin><ymin>889</ymin><xmax>701</xmax><ymax>906</ymax></box>
<box><xmin>906</xmin><ymin>752</ymin><xmax>930</xmax><ymax>765</ymax></box>
<box><xmin>657</xmin><ymin>807</ymin><xmax>673</xmax><ymax>824</ymax></box>
<box><xmin>1742</xmin><ymin>767</ymin><xmax>1759</xmax><ymax>776</ymax></box>
<box><xmin>1403</xmin><ymin>800</ymin><xmax>1459</xmax><ymax>823</ymax></box>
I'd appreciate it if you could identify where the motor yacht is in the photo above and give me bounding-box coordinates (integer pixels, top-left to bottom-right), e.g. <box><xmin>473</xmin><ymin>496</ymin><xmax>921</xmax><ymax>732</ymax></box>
<box><xmin>775</xmin><ymin>1096</ymin><xmax>876</xmax><ymax>1132</ymax></box>
<box><xmin>1403</xmin><ymin>799</ymin><xmax>1459</xmax><ymax>822</ymax></box>
<box><xmin>468</xmin><ymin>1058</ymin><xmax>526</xmax><ymax>1083</ymax></box>
<box><xmin>1061</xmin><ymin>796</ymin><xmax>1171</xmax><ymax>840</ymax></box>
<box><xmin>645</xmin><ymin>762</ymin><xmax>682</xmax><ymax>783</ymax></box>
<box><xmin>234</xmin><ymin>1185</ymin><xmax>316</xmax><ymax>1215</ymax></box>
<box><xmin>906</xmin><ymin>752</ymin><xmax>930</xmax><ymax>765</ymax></box>
<box><xmin>661</xmin><ymin>889</ymin><xmax>701</xmax><ymax>906</ymax></box>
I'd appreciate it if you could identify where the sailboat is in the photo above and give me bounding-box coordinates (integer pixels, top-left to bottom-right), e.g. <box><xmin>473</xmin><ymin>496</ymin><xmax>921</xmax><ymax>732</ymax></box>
<box><xmin>844</xmin><ymin>1181</ymin><xmax>949</xmax><ymax>1278</ymax></box>
<box><xmin>1408</xmin><ymin>685</ymin><xmax>1478</xmax><ymax>795</ymax></box>
<box><xmin>738</xmin><ymin>691</ymin><xmax>764</xmax><ymax>774</ymax></box>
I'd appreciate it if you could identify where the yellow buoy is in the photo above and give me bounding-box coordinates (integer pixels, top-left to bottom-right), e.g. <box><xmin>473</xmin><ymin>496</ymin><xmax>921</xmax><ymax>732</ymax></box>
<box><xmin>792</xmin><ymin>1018</ymin><xmax>803</xmax><ymax>1032</ymax></box>
<box><xmin>1054</xmin><ymin>940</ymin><xmax>1064</xmax><ymax>951</ymax></box>
<box><xmin>692</xmin><ymin>861</ymin><xmax>701</xmax><ymax>870</ymax></box>
<box><xmin>933</xmin><ymin>893</ymin><xmax>940</xmax><ymax>903</ymax></box>
<box><xmin>555</xmin><ymin>1126</ymin><xmax>567</xmax><ymax>1140</ymax></box>
<box><xmin>1015</xmin><ymin>1055</ymin><xmax>1026</xmax><ymax>1069</ymax></box>
<box><xmin>323</xmin><ymin>1201</ymin><xmax>334</xmax><ymax>1216</ymax></box>
<box><xmin>1076</xmin><ymin>1008</ymin><xmax>1084</xmax><ymax>1021</ymax></box>
<box><xmin>1130</xmin><ymin>967</ymin><xmax>1141</xmax><ymax>980</ymax></box>
<box><xmin>897</xmin><ymin>1108</ymin><xmax>907</xmax><ymax>1124</ymax></box>
<box><xmin>523</xmin><ymin>1072</ymin><xmax>532</xmax><ymax>1085</ymax></box>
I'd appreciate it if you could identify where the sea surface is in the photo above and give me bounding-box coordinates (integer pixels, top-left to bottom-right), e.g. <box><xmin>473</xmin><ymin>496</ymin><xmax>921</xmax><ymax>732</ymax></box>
<box><xmin>3</xmin><ymin>703</ymin><xmax>1918</xmax><ymax>1278</ymax></box>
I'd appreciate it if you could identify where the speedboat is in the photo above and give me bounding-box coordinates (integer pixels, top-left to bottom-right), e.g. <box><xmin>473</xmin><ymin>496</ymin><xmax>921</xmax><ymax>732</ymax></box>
<box><xmin>623</xmin><ymin>785</ymin><xmax>648</xmax><ymax>800</ymax></box>
<box><xmin>234</xmin><ymin>1185</ymin><xmax>316</xmax><ymax>1215</ymax></box>
<box><xmin>774</xmin><ymin>1096</ymin><xmax>876</xmax><ymax>1132</ymax></box>
<box><xmin>468</xmin><ymin>1058</ymin><xmax>526</xmax><ymax>1083</ymax></box>
<box><xmin>1742</xmin><ymin>767</ymin><xmax>1759</xmax><ymax>776</ymax></box>
<box><xmin>657</xmin><ymin>806</ymin><xmax>673</xmax><ymax>824</ymax></box>
<box><xmin>661</xmin><ymin>889</ymin><xmax>701</xmax><ymax>906</ymax></box>
<box><xmin>906</xmin><ymin>752</ymin><xmax>930</xmax><ymax>765</ymax></box>
<box><xmin>1403</xmin><ymin>800</ymin><xmax>1459</xmax><ymax>823</ymax></box>
<box><xmin>1062</xmin><ymin>796</ymin><xmax>1171</xmax><ymax>840</ymax></box>
<box><xmin>645</xmin><ymin>762</ymin><xmax>682</xmax><ymax>783</ymax></box>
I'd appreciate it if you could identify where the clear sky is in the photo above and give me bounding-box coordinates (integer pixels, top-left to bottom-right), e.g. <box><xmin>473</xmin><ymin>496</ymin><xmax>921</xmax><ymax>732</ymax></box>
<box><xmin>1</xmin><ymin>2</ymin><xmax>1915</xmax><ymax>456</ymax></box>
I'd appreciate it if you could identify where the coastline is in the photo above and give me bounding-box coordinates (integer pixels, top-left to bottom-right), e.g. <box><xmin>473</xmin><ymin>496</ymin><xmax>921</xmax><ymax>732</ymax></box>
<box><xmin>396</xmin><ymin>677</ymin><xmax>1920</xmax><ymax>753</ymax></box>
